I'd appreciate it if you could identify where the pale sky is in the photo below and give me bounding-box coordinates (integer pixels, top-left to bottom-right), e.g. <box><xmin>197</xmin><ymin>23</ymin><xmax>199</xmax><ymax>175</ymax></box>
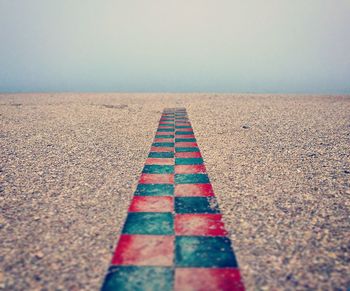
<box><xmin>0</xmin><ymin>0</ymin><xmax>349</xmax><ymax>93</ymax></box>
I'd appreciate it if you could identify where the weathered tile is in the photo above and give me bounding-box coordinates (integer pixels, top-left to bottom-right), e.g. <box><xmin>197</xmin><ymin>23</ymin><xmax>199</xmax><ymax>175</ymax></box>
<box><xmin>135</xmin><ymin>184</ymin><xmax>174</xmax><ymax>196</ymax></box>
<box><xmin>175</xmin><ymin>197</ymin><xmax>220</xmax><ymax>213</ymax></box>
<box><xmin>175</xmin><ymin>268</ymin><xmax>244</xmax><ymax>291</ymax></box>
<box><xmin>145</xmin><ymin>158</ymin><xmax>174</xmax><ymax>165</ymax></box>
<box><xmin>175</xmin><ymin>214</ymin><xmax>228</xmax><ymax>236</ymax></box>
<box><xmin>175</xmin><ymin>152</ymin><xmax>202</xmax><ymax>158</ymax></box>
<box><xmin>175</xmin><ymin>158</ymin><xmax>203</xmax><ymax>165</ymax></box>
<box><xmin>175</xmin><ymin>174</ymin><xmax>209</xmax><ymax>184</ymax></box>
<box><xmin>129</xmin><ymin>196</ymin><xmax>173</xmax><ymax>212</ymax></box>
<box><xmin>139</xmin><ymin>174</ymin><xmax>174</xmax><ymax>184</ymax></box>
<box><xmin>148</xmin><ymin>152</ymin><xmax>174</xmax><ymax>158</ymax></box>
<box><xmin>175</xmin><ymin>165</ymin><xmax>207</xmax><ymax>174</ymax></box>
<box><xmin>175</xmin><ymin>236</ymin><xmax>237</xmax><ymax>267</ymax></box>
<box><xmin>175</xmin><ymin>147</ymin><xmax>200</xmax><ymax>152</ymax></box>
<box><xmin>102</xmin><ymin>266</ymin><xmax>173</xmax><ymax>291</ymax></box>
<box><xmin>175</xmin><ymin>184</ymin><xmax>214</xmax><ymax>197</ymax></box>
<box><xmin>111</xmin><ymin>235</ymin><xmax>174</xmax><ymax>266</ymax></box>
<box><xmin>143</xmin><ymin>165</ymin><xmax>174</xmax><ymax>174</ymax></box>
<box><xmin>152</xmin><ymin>142</ymin><xmax>175</xmax><ymax>147</ymax></box>
<box><xmin>122</xmin><ymin>213</ymin><xmax>174</xmax><ymax>235</ymax></box>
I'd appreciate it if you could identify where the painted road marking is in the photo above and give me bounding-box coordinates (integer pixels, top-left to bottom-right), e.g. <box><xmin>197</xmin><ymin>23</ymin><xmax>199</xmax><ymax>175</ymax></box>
<box><xmin>101</xmin><ymin>108</ymin><xmax>245</xmax><ymax>291</ymax></box>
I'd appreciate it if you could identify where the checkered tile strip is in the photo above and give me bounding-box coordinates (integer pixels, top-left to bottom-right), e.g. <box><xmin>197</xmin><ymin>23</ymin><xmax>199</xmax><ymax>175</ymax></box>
<box><xmin>101</xmin><ymin>108</ymin><xmax>245</xmax><ymax>290</ymax></box>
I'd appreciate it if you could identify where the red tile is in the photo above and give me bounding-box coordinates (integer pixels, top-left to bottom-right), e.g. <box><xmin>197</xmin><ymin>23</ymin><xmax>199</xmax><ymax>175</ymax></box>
<box><xmin>175</xmin><ymin>142</ymin><xmax>198</xmax><ymax>147</ymax></box>
<box><xmin>139</xmin><ymin>174</ymin><xmax>174</xmax><ymax>184</ymax></box>
<box><xmin>176</xmin><ymin>128</ymin><xmax>193</xmax><ymax>132</ymax></box>
<box><xmin>111</xmin><ymin>235</ymin><xmax>174</xmax><ymax>266</ymax></box>
<box><xmin>175</xmin><ymin>184</ymin><xmax>214</xmax><ymax>196</ymax></box>
<box><xmin>175</xmin><ymin>135</ymin><xmax>195</xmax><ymax>139</ymax></box>
<box><xmin>175</xmin><ymin>152</ymin><xmax>202</xmax><ymax>158</ymax></box>
<box><xmin>150</xmin><ymin>147</ymin><xmax>174</xmax><ymax>152</ymax></box>
<box><xmin>175</xmin><ymin>165</ymin><xmax>207</xmax><ymax>174</ymax></box>
<box><xmin>175</xmin><ymin>268</ymin><xmax>244</xmax><ymax>291</ymax></box>
<box><xmin>154</xmin><ymin>138</ymin><xmax>174</xmax><ymax>143</ymax></box>
<box><xmin>145</xmin><ymin>158</ymin><xmax>174</xmax><ymax>165</ymax></box>
<box><xmin>129</xmin><ymin>196</ymin><xmax>173</xmax><ymax>212</ymax></box>
<box><xmin>175</xmin><ymin>214</ymin><xmax>228</xmax><ymax>236</ymax></box>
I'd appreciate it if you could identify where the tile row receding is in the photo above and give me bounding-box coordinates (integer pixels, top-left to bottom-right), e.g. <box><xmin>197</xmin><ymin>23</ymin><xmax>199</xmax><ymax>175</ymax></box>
<box><xmin>101</xmin><ymin>108</ymin><xmax>244</xmax><ymax>291</ymax></box>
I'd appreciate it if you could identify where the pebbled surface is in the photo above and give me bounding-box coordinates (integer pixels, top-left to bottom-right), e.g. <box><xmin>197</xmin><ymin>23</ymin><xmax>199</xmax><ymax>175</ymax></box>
<box><xmin>0</xmin><ymin>93</ymin><xmax>349</xmax><ymax>290</ymax></box>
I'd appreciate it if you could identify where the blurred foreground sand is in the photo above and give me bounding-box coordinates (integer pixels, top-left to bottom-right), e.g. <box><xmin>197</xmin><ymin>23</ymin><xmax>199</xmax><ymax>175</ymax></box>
<box><xmin>1</xmin><ymin>93</ymin><xmax>349</xmax><ymax>290</ymax></box>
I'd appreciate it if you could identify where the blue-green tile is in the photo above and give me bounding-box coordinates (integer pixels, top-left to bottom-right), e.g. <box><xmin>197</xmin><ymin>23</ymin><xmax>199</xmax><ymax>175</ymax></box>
<box><xmin>157</xmin><ymin>128</ymin><xmax>175</xmax><ymax>132</ymax></box>
<box><xmin>155</xmin><ymin>135</ymin><xmax>174</xmax><ymax>138</ymax></box>
<box><xmin>176</xmin><ymin>131</ymin><xmax>193</xmax><ymax>135</ymax></box>
<box><xmin>135</xmin><ymin>184</ymin><xmax>174</xmax><ymax>196</ymax></box>
<box><xmin>149</xmin><ymin>152</ymin><xmax>174</xmax><ymax>158</ymax></box>
<box><xmin>175</xmin><ymin>158</ymin><xmax>203</xmax><ymax>165</ymax></box>
<box><xmin>102</xmin><ymin>266</ymin><xmax>173</xmax><ymax>291</ymax></box>
<box><xmin>122</xmin><ymin>212</ymin><xmax>173</xmax><ymax>235</ymax></box>
<box><xmin>175</xmin><ymin>147</ymin><xmax>200</xmax><ymax>152</ymax></box>
<box><xmin>143</xmin><ymin>165</ymin><xmax>174</xmax><ymax>174</ymax></box>
<box><xmin>175</xmin><ymin>174</ymin><xmax>209</xmax><ymax>184</ymax></box>
<box><xmin>152</xmin><ymin>142</ymin><xmax>175</xmax><ymax>147</ymax></box>
<box><xmin>175</xmin><ymin>236</ymin><xmax>237</xmax><ymax>267</ymax></box>
<box><xmin>175</xmin><ymin>197</ymin><xmax>220</xmax><ymax>214</ymax></box>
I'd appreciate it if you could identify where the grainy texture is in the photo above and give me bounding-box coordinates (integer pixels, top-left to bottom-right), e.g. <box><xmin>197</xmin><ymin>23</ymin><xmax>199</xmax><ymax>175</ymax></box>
<box><xmin>0</xmin><ymin>93</ymin><xmax>349</xmax><ymax>290</ymax></box>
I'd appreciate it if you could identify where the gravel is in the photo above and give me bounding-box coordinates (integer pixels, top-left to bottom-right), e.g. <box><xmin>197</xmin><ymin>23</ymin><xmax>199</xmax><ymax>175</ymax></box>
<box><xmin>1</xmin><ymin>93</ymin><xmax>349</xmax><ymax>290</ymax></box>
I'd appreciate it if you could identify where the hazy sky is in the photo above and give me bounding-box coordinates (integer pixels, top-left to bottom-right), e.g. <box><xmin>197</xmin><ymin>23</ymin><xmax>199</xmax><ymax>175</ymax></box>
<box><xmin>0</xmin><ymin>0</ymin><xmax>349</xmax><ymax>93</ymax></box>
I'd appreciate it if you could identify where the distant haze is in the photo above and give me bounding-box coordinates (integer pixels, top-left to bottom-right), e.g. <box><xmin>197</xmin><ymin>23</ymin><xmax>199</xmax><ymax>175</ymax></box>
<box><xmin>0</xmin><ymin>0</ymin><xmax>349</xmax><ymax>93</ymax></box>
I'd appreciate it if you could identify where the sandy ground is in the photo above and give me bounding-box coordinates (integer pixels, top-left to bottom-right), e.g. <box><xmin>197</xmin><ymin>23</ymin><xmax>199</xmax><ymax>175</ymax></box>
<box><xmin>0</xmin><ymin>93</ymin><xmax>349</xmax><ymax>290</ymax></box>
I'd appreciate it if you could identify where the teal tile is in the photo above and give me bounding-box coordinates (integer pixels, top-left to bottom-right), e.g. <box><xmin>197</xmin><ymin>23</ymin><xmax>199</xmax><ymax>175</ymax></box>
<box><xmin>102</xmin><ymin>266</ymin><xmax>173</xmax><ymax>291</ymax></box>
<box><xmin>175</xmin><ymin>126</ymin><xmax>192</xmax><ymax>129</ymax></box>
<box><xmin>143</xmin><ymin>165</ymin><xmax>174</xmax><ymax>174</ymax></box>
<box><xmin>175</xmin><ymin>158</ymin><xmax>203</xmax><ymax>165</ymax></box>
<box><xmin>175</xmin><ymin>147</ymin><xmax>200</xmax><ymax>153</ymax></box>
<box><xmin>175</xmin><ymin>197</ymin><xmax>220</xmax><ymax>214</ymax></box>
<box><xmin>149</xmin><ymin>152</ymin><xmax>174</xmax><ymax>158</ymax></box>
<box><xmin>176</xmin><ymin>131</ymin><xmax>193</xmax><ymax>135</ymax></box>
<box><xmin>152</xmin><ymin>142</ymin><xmax>175</xmax><ymax>147</ymax></box>
<box><xmin>122</xmin><ymin>212</ymin><xmax>173</xmax><ymax>235</ymax></box>
<box><xmin>175</xmin><ymin>174</ymin><xmax>209</xmax><ymax>184</ymax></box>
<box><xmin>157</xmin><ymin>128</ymin><xmax>175</xmax><ymax>132</ymax></box>
<box><xmin>175</xmin><ymin>236</ymin><xmax>237</xmax><ymax>267</ymax></box>
<box><xmin>135</xmin><ymin>184</ymin><xmax>174</xmax><ymax>196</ymax></box>
<box><xmin>175</xmin><ymin>138</ymin><xmax>196</xmax><ymax>142</ymax></box>
<box><xmin>155</xmin><ymin>135</ymin><xmax>174</xmax><ymax>138</ymax></box>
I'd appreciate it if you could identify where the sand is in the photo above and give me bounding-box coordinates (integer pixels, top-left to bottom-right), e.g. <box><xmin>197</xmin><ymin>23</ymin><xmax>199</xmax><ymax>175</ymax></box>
<box><xmin>0</xmin><ymin>93</ymin><xmax>349</xmax><ymax>290</ymax></box>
